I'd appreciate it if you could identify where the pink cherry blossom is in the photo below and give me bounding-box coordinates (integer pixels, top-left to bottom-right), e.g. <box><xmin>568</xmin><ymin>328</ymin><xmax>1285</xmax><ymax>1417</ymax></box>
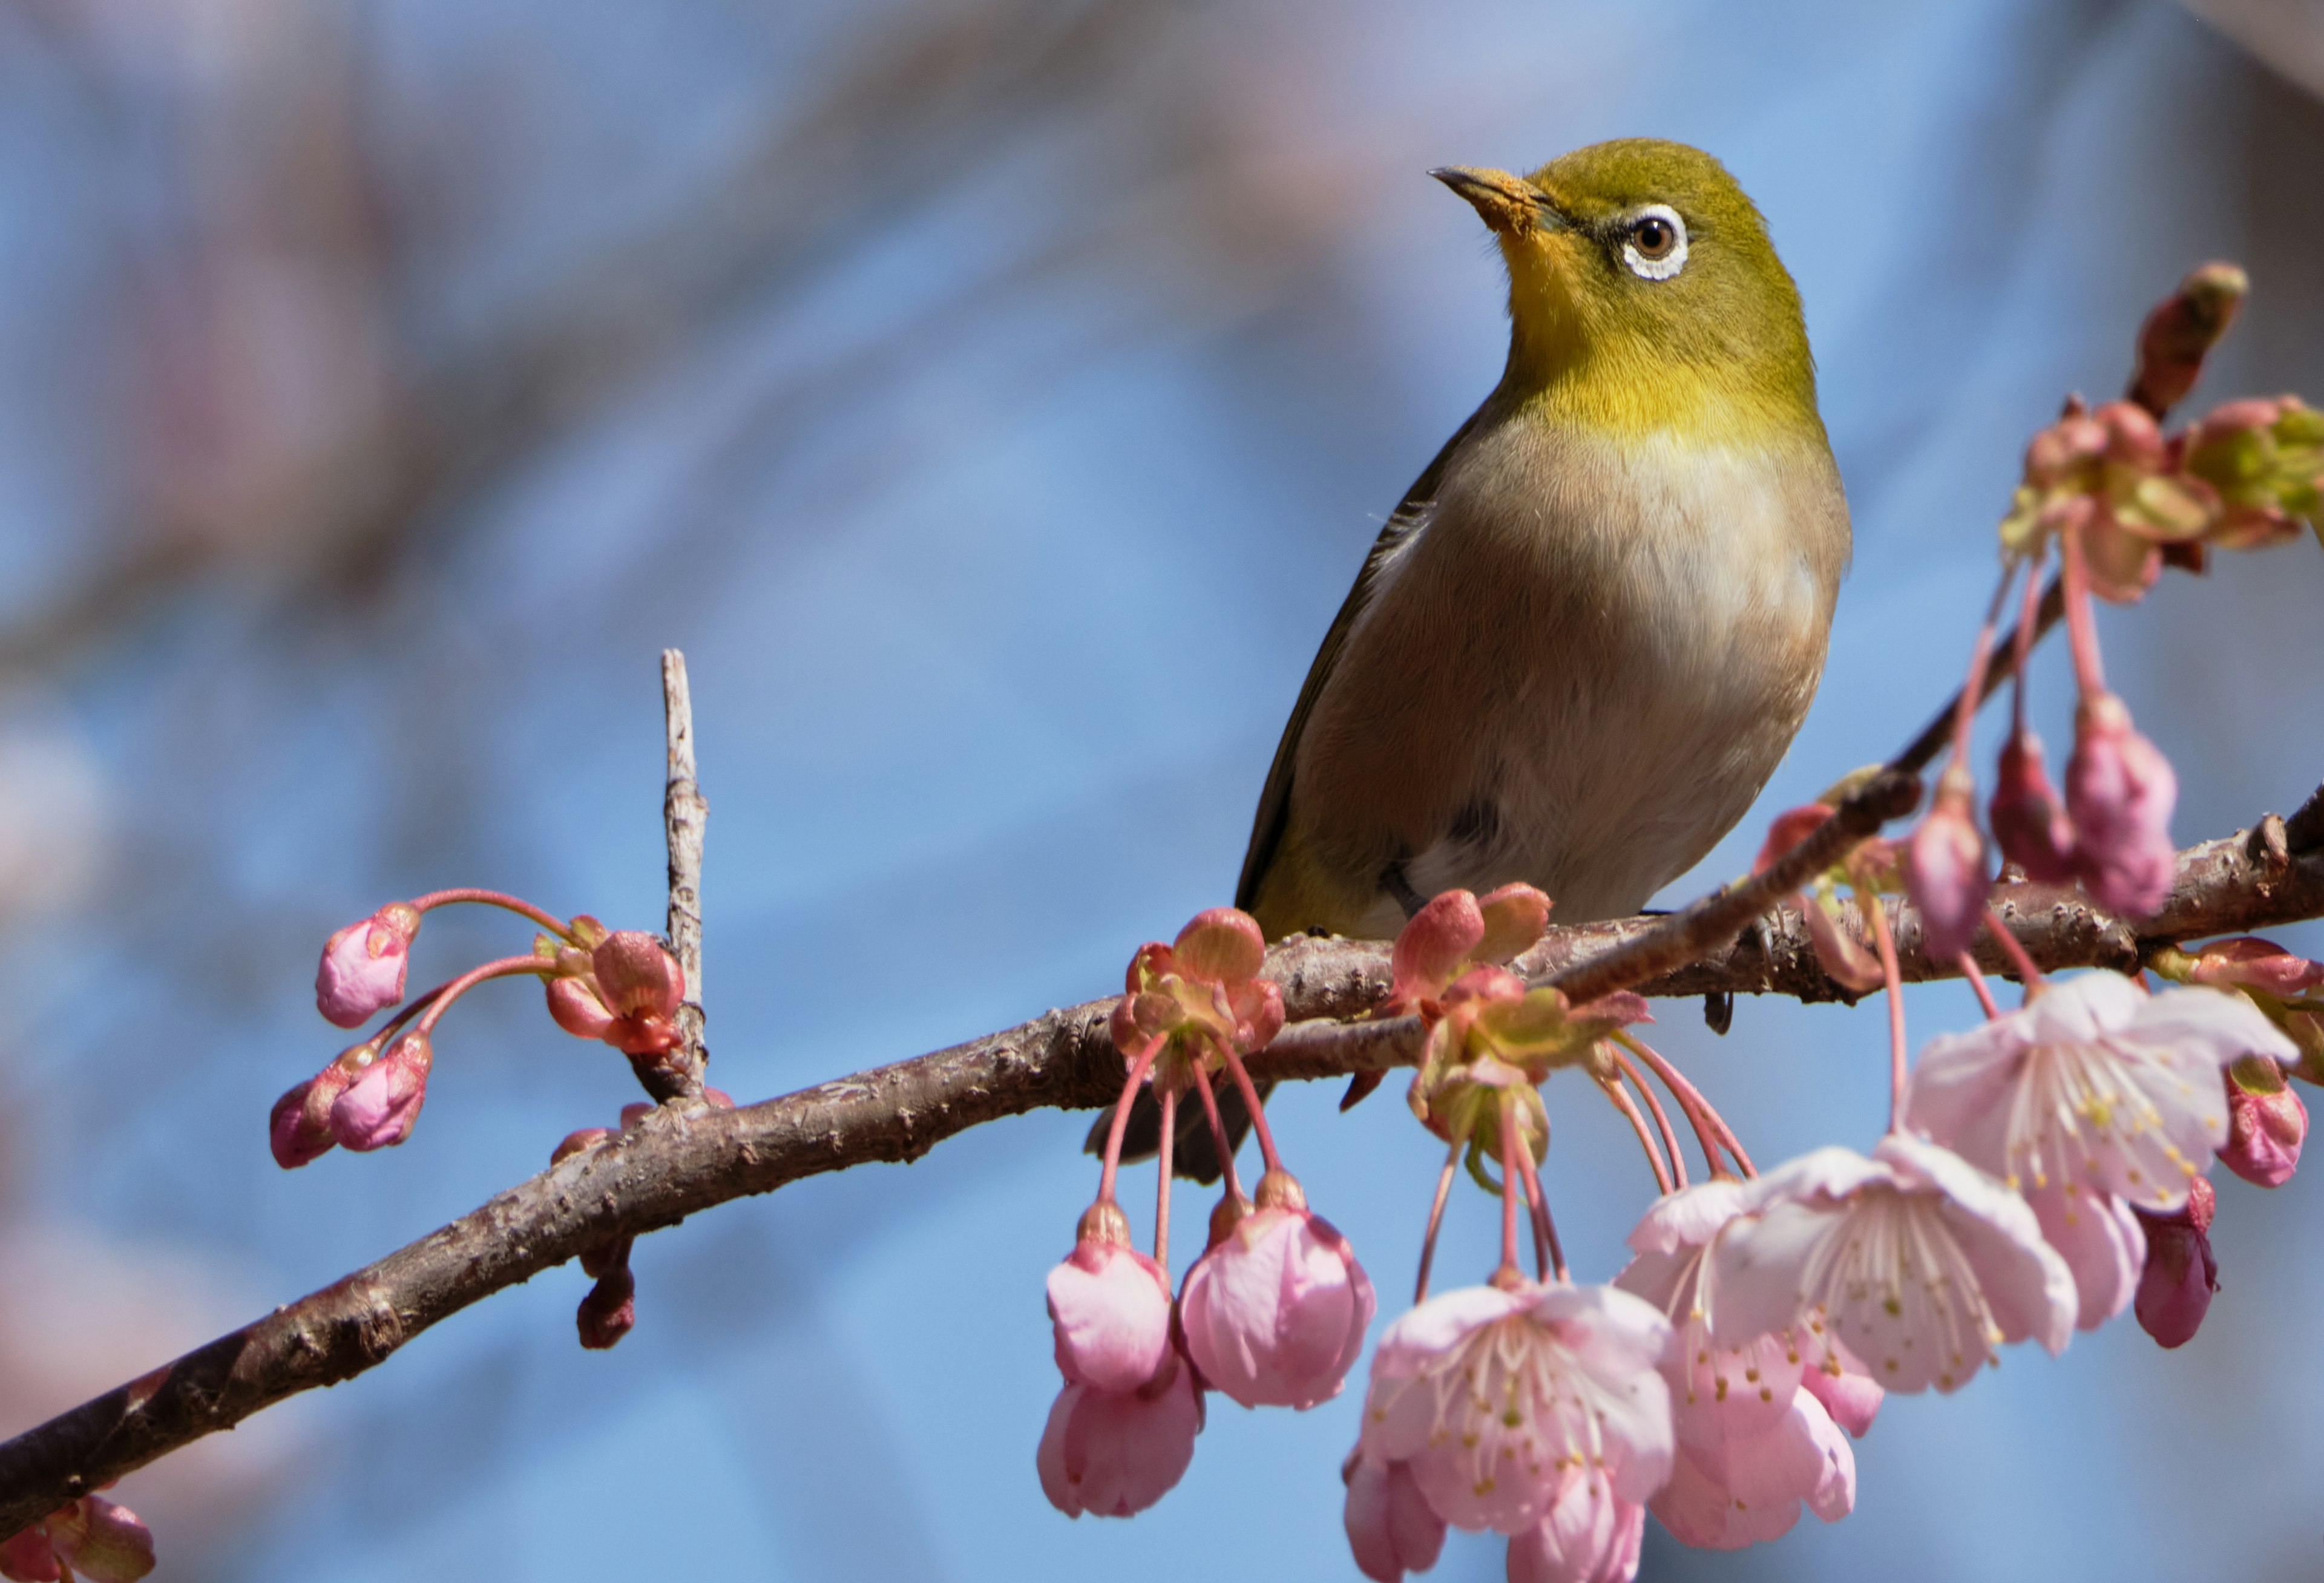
<box><xmin>1712</xmin><ymin>1134</ymin><xmax>2075</xmax><ymax>1394</ymax></box>
<box><xmin>1344</xmin><ymin>1454</ymin><xmax>1446</xmax><ymax>1582</ymax></box>
<box><xmin>2185</xmin><ymin>936</ymin><xmax>2324</xmax><ymax>1000</ymax></box>
<box><xmin>328</xmin><ymin>1032</ymin><xmax>433</xmax><ymax>1151</ymax></box>
<box><xmin>1359</xmin><ymin>1281</ymin><xmax>1671</xmax><ymax>1536</ymax></box>
<box><xmin>1385</xmin><ymin>885</ymin><xmax>1552</xmax><ymax>1015</ymax></box>
<box><xmin>1799</xmin><ymin>1345</ymin><xmax>1884</xmax><ymax>1438</ymax></box>
<box><xmin>2219</xmin><ymin>1059</ymin><xmax>2305</xmax><ymax>1187</ymax></box>
<box><xmin>2133</xmin><ymin>1175</ymin><xmax>2217</xmax><ymax>1348</ymax></box>
<box><xmin>1905</xmin><ymin>970</ymin><xmax>2292</xmax><ymax>1211</ymax></box>
<box><xmin>1179</xmin><ymin>1173</ymin><xmax>1373</xmax><ymax>1409</ymax></box>
<box><xmin>1614</xmin><ymin>1182</ymin><xmax>1862</xmax><ymax>1550</ymax></box>
<box><xmin>1990</xmin><ymin>730</ymin><xmax>2076</xmax><ymax>883</ymax></box>
<box><xmin>315</xmin><ymin>902</ymin><xmax>420</xmax><ymax>1027</ymax></box>
<box><xmin>2022</xmin><ymin>1183</ymin><xmax>2145</xmax><ymax>1330</ymax></box>
<box><xmin>1903</xmin><ymin>765</ymin><xmax>1988</xmax><ymax>961</ymax></box>
<box><xmin>1503</xmin><ymin>1467</ymin><xmax>1644</xmax><ymax>1583</ymax></box>
<box><xmin>1036</xmin><ymin>1354</ymin><xmax>1202</xmax><ymax>1519</ymax></box>
<box><xmin>1046</xmin><ymin>1224</ymin><xmax>1173</xmax><ymax>1395</ymax></box>
<box><xmin>2064</xmin><ymin>691</ymin><xmax>2178</xmax><ymax>917</ymax></box>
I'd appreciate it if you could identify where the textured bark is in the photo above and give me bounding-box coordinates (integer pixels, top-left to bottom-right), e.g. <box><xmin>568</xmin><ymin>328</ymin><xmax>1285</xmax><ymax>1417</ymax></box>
<box><xmin>2</xmin><ymin>802</ymin><xmax>2321</xmax><ymax>1534</ymax></box>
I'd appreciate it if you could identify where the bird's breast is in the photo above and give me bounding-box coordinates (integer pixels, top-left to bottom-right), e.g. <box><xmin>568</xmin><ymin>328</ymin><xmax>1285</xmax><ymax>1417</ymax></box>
<box><xmin>1292</xmin><ymin>418</ymin><xmax>1848</xmax><ymax>931</ymax></box>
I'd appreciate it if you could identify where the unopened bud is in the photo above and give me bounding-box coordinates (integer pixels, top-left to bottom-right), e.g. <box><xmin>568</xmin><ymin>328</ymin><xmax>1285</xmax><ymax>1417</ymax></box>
<box><xmin>1990</xmin><ymin>730</ymin><xmax>2077</xmax><ymax>883</ymax></box>
<box><xmin>2219</xmin><ymin>1057</ymin><xmax>2306</xmax><ymax>1187</ymax></box>
<box><xmin>329</xmin><ymin>1032</ymin><xmax>433</xmax><ymax>1152</ymax></box>
<box><xmin>577</xmin><ymin>1260</ymin><xmax>637</xmax><ymax>1350</ymax></box>
<box><xmin>2066</xmin><ymin>692</ymin><xmax>2177</xmax><ymax>916</ymax></box>
<box><xmin>2133</xmin><ymin>1175</ymin><xmax>2217</xmax><ymax>1349</ymax></box>
<box><xmin>1903</xmin><ymin>765</ymin><xmax>1989</xmax><ymax>960</ymax></box>
<box><xmin>315</xmin><ymin>902</ymin><xmax>420</xmax><ymax>1028</ymax></box>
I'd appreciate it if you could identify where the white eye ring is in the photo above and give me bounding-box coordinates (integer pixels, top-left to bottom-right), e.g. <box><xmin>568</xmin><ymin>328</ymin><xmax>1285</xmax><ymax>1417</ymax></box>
<box><xmin>1620</xmin><ymin>203</ymin><xmax>1688</xmax><ymax>281</ymax></box>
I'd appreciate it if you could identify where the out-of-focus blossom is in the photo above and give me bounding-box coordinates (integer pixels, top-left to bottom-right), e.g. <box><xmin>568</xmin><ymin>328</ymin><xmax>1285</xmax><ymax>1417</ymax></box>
<box><xmin>0</xmin><ymin>1496</ymin><xmax>154</xmax><ymax>1583</ymax></box>
<box><xmin>1344</xmin><ymin>1454</ymin><xmax>1445</xmax><ymax>1583</ymax></box>
<box><xmin>2021</xmin><ymin>1183</ymin><xmax>2145</xmax><ymax>1331</ymax></box>
<box><xmin>1615</xmin><ymin>1182</ymin><xmax>1863</xmax><ymax>1550</ymax></box>
<box><xmin>1906</xmin><ymin>970</ymin><xmax>2290</xmax><ymax>1211</ymax></box>
<box><xmin>2168</xmin><ymin>937</ymin><xmax>2324</xmax><ymax>1083</ymax></box>
<box><xmin>2133</xmin><ymin>1176</ymin><xmax>2217</xmax><ymax>1348</ymax></box>
<box><xmin>2064</xmin><ymin>692</ymin><xmax>2178</xmax><ymax>917</ymax></box>
<box><xmin>327</xmin><ymin>1032</ymin><xmax>433</xmax><ymax>1152</ymax></box>
<box><xmin>1904</xmin><ymin>765</ymin><xmax>1988</xmax><ymax>961</ymax></box>
<box><xmin>2218</xmin><ymin>1056</ymin><xmax>2305</xmax><ymax>1187</ymax></box>
<box><xmin>2126</xmin><ymin>261</ymin><xmax>2247</xmax><ymax>417</ymax></box>
<box><xmin>1990</xmin><ymin>730</ymin><xmax>2077</xmax><ymax>883</ymax></box>
<box><xmin>1713</xmin><ymin>1134</ymin><xmax>2075</xmax><ymax>1394</ymax></box>
<box><xmin>2182</xmin><ymin>393</ymin><xmax>2324</xmax><ymax>548</ymax></box>
<box><xmin>1047</xmin><ymin>1207</ymin><xmax>1173</xmax><ymax>1397</ymax></box>
<box><xmin>1359</xmin><ymin>1282</ymin><xmax>1670</xmax><ymax>1536</ymax></box>
<box><xmin>1753</xmin><ymin>802</ymin><xmax>1888</xmax><ymax>992</ymax></box>
<box><xmin>315</xmin><ymin>902</ymin><xmax>419</xmax><ymax>1027</ymax></box>
<box><xmin>1178</xmin><ymin>1171</ymin><xmax>1372</xmax><ymax>1409</ymax></box>
<box><xmin>1998</xmin><ymin>401</ymin><xmax>2214</xmax><ymax>601</ymax></box>
<box><xmin>1037</xmin><ymin>1356</ymin><xmax>1202</xmax><ymax>1519</ymax></box>
<box><xmin>1503</xmin><ymin>1468</ymin><xmax>1644</xmax><ymax>1583</ymax></box>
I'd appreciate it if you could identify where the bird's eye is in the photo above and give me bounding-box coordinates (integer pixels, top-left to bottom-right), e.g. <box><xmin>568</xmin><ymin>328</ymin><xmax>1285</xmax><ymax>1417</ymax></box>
<box><xmin>1620</xmin><ymin>204</ymin><xmax>1689</xmax><ymax>281</ymax></box>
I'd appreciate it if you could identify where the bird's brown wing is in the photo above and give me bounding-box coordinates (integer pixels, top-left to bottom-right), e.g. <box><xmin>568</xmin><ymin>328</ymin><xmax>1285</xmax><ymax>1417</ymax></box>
<box><xmin>1086</xmin><ymin>409</ymin><xmax>1485</xmax><ymax>1184</ymax></box>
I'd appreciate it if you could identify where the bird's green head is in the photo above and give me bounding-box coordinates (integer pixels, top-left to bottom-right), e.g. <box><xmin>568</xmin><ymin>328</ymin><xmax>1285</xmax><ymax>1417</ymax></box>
<box><xmin>1433</xmin><ymin>139</ymin><xmax>1823</xmax><ymax>447</ymax></box>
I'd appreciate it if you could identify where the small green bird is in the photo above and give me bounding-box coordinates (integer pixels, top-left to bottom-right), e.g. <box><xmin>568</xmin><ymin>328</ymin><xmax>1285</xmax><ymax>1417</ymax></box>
<box><xmin>1111</xmin><ymin>139</ymin><xmax>1849</xmax><ymax>1178</ymax></box>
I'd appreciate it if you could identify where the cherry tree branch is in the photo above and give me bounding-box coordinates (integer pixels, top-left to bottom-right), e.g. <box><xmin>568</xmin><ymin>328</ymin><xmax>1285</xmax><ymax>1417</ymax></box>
<box><xmin>659</xmin><ymin>649</ymin><xmax>709</xmax><ymax>1098</ymax></box>
<box><xmin>2</xmin><ymin>788</ymin><xmax>2321</xmax><ymax>1535</ymax></box>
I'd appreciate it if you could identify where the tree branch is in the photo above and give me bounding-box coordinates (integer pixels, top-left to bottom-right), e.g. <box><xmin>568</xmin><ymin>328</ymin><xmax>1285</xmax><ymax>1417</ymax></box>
<box><xmin>3</xmin><ymin>796</ymin><xmax>2322</xmax><ymax>1535</ymax></box>
<box><xmin>660</xmin><ymin>649</ymin><xmax>709</xmax><ymax>1098</ymax></box>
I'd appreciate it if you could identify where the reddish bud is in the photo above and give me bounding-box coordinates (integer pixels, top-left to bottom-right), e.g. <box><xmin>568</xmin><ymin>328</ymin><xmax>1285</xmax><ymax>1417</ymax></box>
<box><xmin>2219</xmin><ymin>1057</ymin><xmax>2306</xmax><ymax>1187</ymax></box>
<box><xmin>1474</xmin><ymin>883</ymin><xmax>1552</xmax><ymax>964</ymax></box>
<box><xmin>592</xmin><ymin>931</ymin><xmax>685</xmax><ymax>1019</ymax></box>
<box><xmin>2065</xmin><ymin>692</ymin><xmax>2178</xmax><ymax>916</ymax></box>
<box><xmin>315</xmin><ymin>902</ymin><xmax>420</xmax><ymax>1028</ymax></box>
<box><xmin>269</xmin><ymin>1053</ymin><xmax>361</xmax><ymax>1170</ymax></box>
<box><xmin>329</xmin><ymin>1032</ymin><xmax>433</xmax><ymax>1152</ymax></box>
<box><xmin>2127</xmin><ymin>261</ymin><xmax>2247</xmax><ymax>417</ymax></box>
<box><xmin>1903</xmin><ymin>765</ymin><xmax>1989</xmax><ymax>960</ymax></box>
<box><xmin>1172</xmin><ymin>907</ymin><xmax>1266</xmax><ymax>986</ymax></box>
<box><xmin>1387</xmin><ymin>890</ymin><xmax>1484</xmax><ymax>1014</ymax></box>
<box><xmin>546</xmin><ymin>974</ymin><xmax>614</xmax><ymax>1040</ymax></box>
<box><xmin>2133</xmin><ymin>1175</ymin><xmax>2217</xmax><ymax>1349</ymax></box>
<box><xmin>551</xmin><ymin>1126</ymin><xmax>615</xmax><ymax>1165</ymax></box>
<box><xmin>577</xmin><ymin>1260</ymin><xmax>637</xmax><ymax>1350</ymax></box>
<box><xmin>1989</xmin><ymin>730</ymin><xmax>2077</xmax><ymax>883</ymax></box>
<box><xmin>2187</xmin><ymin>937</ymin><xmax>2324</xmax><ymax>1000</ymax></box>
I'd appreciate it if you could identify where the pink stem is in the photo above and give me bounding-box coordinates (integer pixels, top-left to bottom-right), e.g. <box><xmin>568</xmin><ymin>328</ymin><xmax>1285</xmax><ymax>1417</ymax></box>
<box><xmin>1618</xmin><ymin>1031</ymin><xmax>1754</xmax><ymax>1177</ymax></box>
<box><xmin>2057</xmin><ymin>514</ymin><xmax>2109</xmax><ymax>697</ymax></box>
<box><xmin>412</xmin><ymin>955</ymin><xmax>554</xmax><ymax>1039</ymax></box>
<box><xmin>1097</xmin><ymin>1034</ymin><xmax>1167</xmax><ymax>1205</ymax></box>
<box><xmin>1215</xmin><ymin>1041</ymin><xmax>1282</xmax><ymax>1176</ymax></box>
<box><xmin>1414</xmin><ymin>1136</ymin><xmax>1460</xmax><ymax>1306</ymax></box>
<box><xmin>1511</xmin><ymin>1133</ymin><xmax>1567</xmax><ymax>1283</ymax></box>
<box><xmin>1868</xmin><ymin>898</ymin><xmax>1908</xmax><ymax>1133</ymax></box>
<box><xmin>1187</xmin><ymin>1060</ymin><xmax>1246</xmax><ymax>1205</ymax></box>
<box><xmin>1947</xmin><ymin>565</ymin><xmax>2017</xmax><ymax>769</ymax></box>
<box><xmin>1496</xmin><ymin>1105</ymin><xmax>1523</xmax><ymax>1280</ymax></box>
<box><xmin>1958</xmin><ymin>951</ymin><xmax>2002</xmax><ymax>1020</ymax></box>
<box><xmin>2011</xmin><ymin>554</ymin><xmax>2045</xmax><ymax>737</ymax></box>
<box><xmin>1984</xmin><ymin>904</ymin><xmax>2049</xmax><ymax>992</ymax></box>
<box><xmin>1608</xmin><ymin>1046</ymin><xmax>1687</xmax><ymax>1189</ymax></box>
<box><xmin>1598</xmin><ymin>1072</ymin><xmax>1675</xmax><ymax>1196</ymax></box>
<box><xmin>408</xmin><ymin>888</ymin><xmax>576</xmax><ymax>940</ymax></box>
<box><xmin>1154</xmin><ymin>1084</ymin><xmax>1175</xmax><ymax>1269</ymax></box>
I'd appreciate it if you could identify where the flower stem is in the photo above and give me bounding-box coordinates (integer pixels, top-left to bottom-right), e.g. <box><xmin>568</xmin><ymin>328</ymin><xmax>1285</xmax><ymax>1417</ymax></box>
<box><xmin>409</xmin><ymin>888</ymin><xmax>576</xmax><ymax>940</ymax></box>
<box><xmin>1597</xmin><ymin>1070</ymin><xmax>1675</xmax><ymax>1196</ymax></box>
<box><xmin>1215</xmin><ymin>1041</ymin><xmax>1282</xmax><ymax>1176</ymax></box>
<box><xmin>1958</xmin><ymin>951</ymin><xmax>2002</xmax><ymax>1019</ymax></box>
<box><xmin>1414</xmin><ymin>1134</ymin><xmax>1460</xmax><ymax>1306</ymax></box>
<box><xmin>2058</xmin><ymin>514</ymin><xmax>2109</xmax><ymax>697</ymax></box>
<box><xmin>1511</xmin><ymin>1130</ymin><xmax>1567</xmax><ymax>1283</ymax></box>
<box><xmin>1868</xmin><ymin>897</ymin><xmax>1908</xmax><ymax>1133</ymax></box>
<box><xmin>1617</xmin><ymin>1030</ymin><xmax>1754</xmax><ymax>1176</ymax></box>
<box><xmin>1948</xmin><ymin>564</ymin><xmax>2018</xmax><ymax>770</ymax></box>
<box><xmin>1608</xmin><ymin>1045</ymin><xmax>1687</xmax><ymax>1190</ymax></box>
<box><xmin>2011</xmin><ymin>553</ymin><xmax>2046</xmax><ymax>736</ymax></box>
<box><xmin>1154</xmin><ymin>1083</ymin><xmax>1175</xmax><ymax>1269</ymax></box>
<box><xmin>412</xmin><ymin>955</ymin><xmax>554</xmax><ymax>1040</ymax></box>
<box><xmin>1186</xmin><ymin>1060</ymin><xmax>1246</xmax><ymax>1205</ymax></box>
<box><xmin>1097</xmin><ymin>1033</ymin><xmax>1167</xmax><ymax>1205</ymax></box>
<box><xmin>1983</xmin><ymin>904</ymin><xmax>2048</xmax><ymax>992</ymax></box>
<box><xmin>1496</xmin><ymin>1102</ymin><xmax>1524</xmax><ymax>1280</ymax></box>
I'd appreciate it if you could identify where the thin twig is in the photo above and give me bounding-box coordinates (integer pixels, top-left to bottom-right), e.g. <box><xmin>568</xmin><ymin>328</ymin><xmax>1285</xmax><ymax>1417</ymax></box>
<box><xmin>660</xmin><ymin>649</ymin><xmax>709</xmax><ymax>1099</ymax></box>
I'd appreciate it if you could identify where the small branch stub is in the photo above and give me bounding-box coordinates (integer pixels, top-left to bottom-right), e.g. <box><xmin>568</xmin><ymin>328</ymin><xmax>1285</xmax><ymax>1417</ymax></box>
<box><xmin>661</xmin><ymin>648</ymin><xmax>709</xmax><ymax>1096</ymax></box>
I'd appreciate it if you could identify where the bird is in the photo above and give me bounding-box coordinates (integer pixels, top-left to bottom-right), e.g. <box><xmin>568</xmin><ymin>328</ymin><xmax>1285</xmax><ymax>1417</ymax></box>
<box><xmin>1100</xmin><ymin>138</ymin><xmax>1850</xmax><ymax>1181</ymax></box>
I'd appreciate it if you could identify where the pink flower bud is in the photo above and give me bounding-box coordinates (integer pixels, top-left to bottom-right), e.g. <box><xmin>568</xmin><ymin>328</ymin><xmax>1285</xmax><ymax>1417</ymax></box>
<box><xmin>2065</xmin><ymin>691</ymin><xmax>2177</xmax><ymax>917</ymax></box>
<box><xmin>1344</xmin><ymin>1455</ymin><xmax>1445</xmax><ymax>1583</ymax></box>
<box><xmin>2133</xmin><ymin>1175</ymin><xmax>2217</xmax><ymax>1349</ymax></box>
<box><xmin>1990</xmin><ymin>730</ymin><xmax>2077</xmax><ymax>883</ymax></box>
<box><xmin>1903</xmin><ymin>765</ymin><xmax>1988</xmax><ymax>961</ymax></box>
<box><xmin>329</xmin><ymin>1032</ymin><xmax>433</xmax><ymax>1152</ymax></box>
<box><xmin>592</xmin><ymin>932</ymin><xmax>686</xmax><ymax>1055</ymax></box>
<box><xmin>577</xmin><ymin>1261</ymin><xmax>637</xmax><ymax>1350</ymax></box>
<box><xmin>315</xmin><ymin>902</ymin><xmax>420</xmax><ymax>1028</ymax></box>
<box><xmin>1178</xmin><ymin>1172</ymin><xmax>1375</xmax><ymax>1409</ymax></box>
<box><xmin>2187</xmin><ymin>937</ymin><xmax>2324</xmax><ymax>999</ymax></box>
<box><xmin>2219</xmin><ymin>1057</ymin><xmax>2305</xmax><ymax>1187</ymax></box>
<box><xmin>269</xmin><ymin>1053</ymin><xmax>361</xmax><ymax>1169</ymax></box>
<box><xmin>1173</xmin><ymin>906</ymin><xmax>1267</xmax><ymax>985</ymax></box>
<box><xmin>1046</xmin><ymin>1207</ymin><xmax>1174</xmax><ymax>1395</ymax></box>
<box><xmin>45</xmin><ymin>1498</ymin><xmax>153</xmax><ymax>1583</ymax></box>
<box><xmin>1036</xmin><ymin>1354</ymin><xmax>1202</xmax><ymax>1519</ymax></box>
<box><xmin>1389</xmin><ymin>890</ymin><xmax>1485</xmax><ymax>1012</ymax></box>
<box><xmin>1475</xmin><ymin>883</ymin><xmax>1552</xmax><ymax>964</ymax></box>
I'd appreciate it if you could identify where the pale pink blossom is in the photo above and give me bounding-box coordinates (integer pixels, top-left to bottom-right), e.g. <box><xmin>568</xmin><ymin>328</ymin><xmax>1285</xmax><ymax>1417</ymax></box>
<box><xmin>1615</xmin><ymin>1182</ymin><xmax>1862</xmax><ymax>1550</ymax></box>
<box><xmin>2219</xmin><ymin>1060</ymin><xmax>2305</xmax><ymax>1187</ymax></box>
<box><xmin>328</xmin><ymin>1032</ymin><xmax>433</xmax><ymax>1152</ymax></box>
<box><xmin>1712</xmin><ymin>1135</ymin><xmax>2075</xmax><ymax>1394</ymax></box>
<box><xmin>1903</xmin><ymin>766</ymin><xmax>1988</xmax><ymax>961</ymax></box>
<box><xmin>1905</xmin><ymin>970</ymin><xmax>2291</xmax><ymax>1211</ymax></box>
<box><xmin>2134</xmin><ymin>1176</ymin><xmax>2217</xmax><ymax>1348</ymax></box>
<box><xmin>2022</xmin><ymin>1183</ymin><xmax>2145</xmax><ymax>1331</ymax></box>
<box><xmin>1344</xmin><ymin>1454</ymin><xmax>1446</xmax><ymax>1582</ymax></box>
<box><xmin>2065</xmin><ymin>692</ymin><xmax>2177</xmax><ymax>917</ymax></box>
<box><xmin>1046</xmin><ymin>1229</ymin><xmax>1173</xmax><ymax>1395</ymax></box>
<box><xmin>0</xmin><ymin>1496</ymin><xmax>154</xmax><ymax>1583</ymax></box>
<box><xmin>1180</xmin><ymin>1175</ymin><xmax>1373</xmax><ymax>1409</ymax></box>
<box><xmin>1503</xmin><ymin>1467</ymin><xmax>1644</xmax><ymax>1583</ymax></box>
<box><xmin>315</xmin><ymin>902</ymin><xmax>419</xmax><ymax>1027</ymax></box>
<box><xmin>1036</xmin><ymin>1355</ymin><xmax>1202</xmax><ymax>1519</ymax></box>
<box><xmin>1990</xmin><ymin>730</ymin><xmax>2076</xmax><ymax>883</ymax></box>
<box><xmin>1798</xmin><ymin>1345</ymin><xmax>1884</xmax><ymax>1438</ymax></box>
<box><xmin>1359</xmin><ymin>1282</ymin><xmax>1671</xmax><ymax>1536</ymax></box>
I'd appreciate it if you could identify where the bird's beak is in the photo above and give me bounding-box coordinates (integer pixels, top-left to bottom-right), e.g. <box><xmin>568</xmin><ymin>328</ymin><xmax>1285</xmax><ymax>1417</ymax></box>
<box><xmin>1429</xmin><ymin>166</ymin><xmax>1570</xmax><ymax>238</ymax></box>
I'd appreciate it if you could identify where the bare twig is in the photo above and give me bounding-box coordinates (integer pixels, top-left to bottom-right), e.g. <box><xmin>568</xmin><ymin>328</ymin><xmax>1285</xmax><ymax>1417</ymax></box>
<box><xmin>660</xmin><ymin>649</ymin><xmax>709</xmax><ymax>1098</ymax></box>
<box><xmin>3</xmin><ymin>801</ymin><xmax>2322</xmax><ymax>1533</ymax></box>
